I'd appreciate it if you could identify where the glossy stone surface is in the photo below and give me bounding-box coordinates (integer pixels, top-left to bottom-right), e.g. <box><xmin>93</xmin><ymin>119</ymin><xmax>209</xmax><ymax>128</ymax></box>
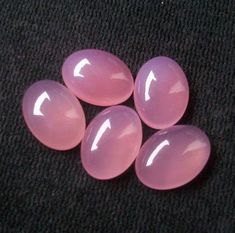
<box><xmin>135</xmin><ymin>125</ymin><xmax>211</xmax><ymax>190</ymax></box>
<box><xmin>81</xmin><ymin>105</ymin><xmax>142</xmax><ymax>180</ymax></box>
<box><xmin>62</xmin><ymin>49</ymin><xmax>134</xmax><ymax>106</ymax></box>
<box><xmin>22</xmin><ymin>80</ymin><xmax>86</xmax><ymax>150</ymax></box>
<box><xmin>134</xmin><ymin>56</ymin><xmax>189</xmax><ymax>129</ymax></box>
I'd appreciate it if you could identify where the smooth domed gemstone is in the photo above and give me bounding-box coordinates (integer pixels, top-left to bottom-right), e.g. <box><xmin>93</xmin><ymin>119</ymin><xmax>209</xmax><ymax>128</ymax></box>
<box><xmin>62</xmin><ymin>49</ymin><xmax>134</xmax><ymax>106</ymax></box>
<box><xmin>135</xmin><ymin>125</ymin><xmax>211</xmax><ymax>190</ymax></box>
<box><xmin>134</xmin><ymin>56</ymin><xmax>189</xmax><ymax>129</ymax></box>
<box><xmin>81</xmin><ymin>105</ymin><xmax>142</xmax><ymax>180</ymax></box>
<box><xmin>22</xmin><ymin>80</ymin><xmax>86</xmax><ymax>150</ymax></box>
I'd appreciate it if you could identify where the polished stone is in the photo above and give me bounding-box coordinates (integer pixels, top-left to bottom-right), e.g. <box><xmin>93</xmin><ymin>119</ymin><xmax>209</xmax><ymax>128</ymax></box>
<box><xmin>81</xmin><ymin>105</ymin><xmax>142</xmax><ymax>180</ymax></box>
<box><xmin>135</xmin><ymin>125</ymin><xmax>211</xmax><ymax>190</ymax></box>
<box><xmin>62</xmin><ymin>49</ymin><xmax>134</xmax><ymax>106</ymax></box>
<box><xmin>22</xmin><ymin>80</ymin><xmax>86</xmax><ymax>150</ymax></box>
<box><xmin>134</xmin><ymin>56</ymin><xmax>189</xmax><ymax>129</ymax></box>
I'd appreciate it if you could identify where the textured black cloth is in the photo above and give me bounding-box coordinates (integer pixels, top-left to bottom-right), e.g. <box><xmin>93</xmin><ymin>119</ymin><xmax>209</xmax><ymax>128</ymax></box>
<box><xmin>0</xmin><ymin>1</ymin><xmax>234</xmax><ymax>232</ymax></box>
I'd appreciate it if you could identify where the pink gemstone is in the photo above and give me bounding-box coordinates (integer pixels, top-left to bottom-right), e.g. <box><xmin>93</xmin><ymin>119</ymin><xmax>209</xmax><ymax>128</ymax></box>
<box><xmin>135</xmin><ymin>125</ymin><xmax>211</xmax><ymax>190</ymax></box>
<box><xmin>22</xmin><ymin>80</ymin><xmax>86</xmax><ymax>150</ymax></box>
<box><xmin>81</xmin><ymin>105</ymin><xmax>142</xmax><ymax>180</ymax></box>
<box><xmin>62</xmin><ymin>49</ymin><xmax>134</xmax><ymax>106</ymax></box>
<box><xmin>134</xmin><ymin>56</ymin><xmax>189</xmax><ymax>129</ymax></box>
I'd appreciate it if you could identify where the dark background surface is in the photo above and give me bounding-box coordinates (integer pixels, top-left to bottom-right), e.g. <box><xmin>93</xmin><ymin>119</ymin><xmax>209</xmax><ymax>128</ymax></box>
<box><xmin>0</xmin><ymin>0</ymin><xmax>234</xmax><ymax>232</ymax></box>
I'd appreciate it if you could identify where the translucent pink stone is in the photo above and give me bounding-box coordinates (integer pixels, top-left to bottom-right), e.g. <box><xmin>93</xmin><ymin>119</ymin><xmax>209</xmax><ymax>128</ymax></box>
<box><xmin>81</xmin><ymin>105</ymin><xmax>142</xmax><ymax>180</ymax></box>
<box><xmin>134</xmin><ymin>56</ymin><xmax>189</xmax><ymax>129</ymax></box>
<box><xmin>62</xmin><ymin>49</ymin><xmax>134</xmax><ymax>106</ymax></box>
<box><xmin>22</xmin><ymin>80</ymin><xmax>86</xmax><ymax>150</ymax></box>
<box><xmin>135</xmin><ymin>125</ymin><xmax>211</xmax><ymax>190</ymax></box>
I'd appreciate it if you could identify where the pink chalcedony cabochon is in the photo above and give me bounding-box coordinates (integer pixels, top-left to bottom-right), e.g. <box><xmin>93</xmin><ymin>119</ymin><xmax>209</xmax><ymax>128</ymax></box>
<box><xmin>81</xmin><ymin>105</ymin><xmax>142</xmax><ymax>180</ymax></box>
<box><xmin>62</xmin><ymin>49</ymin><xmax>134</xmax><ymax>106</ymax></box>
<box><xmin>134</xmin><ymin>56</ymin><xmax>189</xmax><ymax>129</ymax></box>
<box><xmin>22</xmin><ymin>80</ymin><xmax>86</xmax><ymax>150</ymax></box>
<box><xmin>135</xmin><ymin>125</ymin><xmax>211</xmax><ymax>190</ymax></box>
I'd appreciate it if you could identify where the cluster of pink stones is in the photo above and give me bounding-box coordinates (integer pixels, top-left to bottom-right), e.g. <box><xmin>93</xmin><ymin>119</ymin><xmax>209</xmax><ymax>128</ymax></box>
<box><xmin>22</xmin><ymin>49</ymin><xmax>211</xmax><ymax>190</ymax></box>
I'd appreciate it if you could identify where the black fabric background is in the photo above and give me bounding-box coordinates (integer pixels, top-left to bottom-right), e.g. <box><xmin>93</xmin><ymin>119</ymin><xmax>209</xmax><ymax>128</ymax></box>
<box><xmin>0</xmin><ymin>0</ymin><xmax>234</xmax><ymax>232</ymax></box>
